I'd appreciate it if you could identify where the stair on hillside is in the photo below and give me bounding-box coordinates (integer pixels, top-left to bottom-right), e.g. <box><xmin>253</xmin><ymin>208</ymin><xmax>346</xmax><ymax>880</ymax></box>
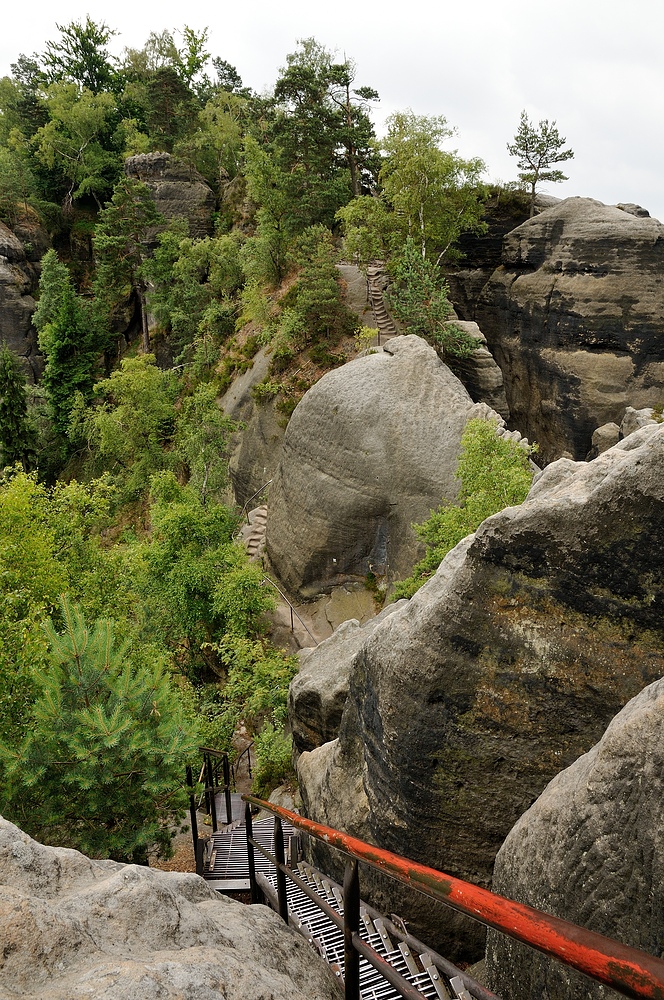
<box><xmin>366</xmin><ymin>264</ymin><xmax>399</xmax><ymax>343</ymax></box>
<box><xmin>203</xmin><ymin>815</ymin><xmax>491</xmax><ymax>1000</ymax></box>
<box><xmin>237</xmin><ymin>505</ymin><xmax>268</xmax><ymax>561</ymax></box>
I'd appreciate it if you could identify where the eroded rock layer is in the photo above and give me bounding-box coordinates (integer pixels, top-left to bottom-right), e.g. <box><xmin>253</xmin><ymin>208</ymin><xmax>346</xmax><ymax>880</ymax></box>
<box><xmin>470</xmin><ymin>198</ymin><xmax>664</xmax><ymax>462</ymax></box>
<box><xmin>0</xmin><ymin>817</ymin><xmax>339</xmax><ymax>1000</ymax></box>
<box><xmin>297</xmin><ymin>424</ymin><xmax>664</xmax><ymax>960</ymax></box>
<box><xmin>486</xmin><ymin>677</ymin><xmax>664</xmax><ymax>1000</ymax></box>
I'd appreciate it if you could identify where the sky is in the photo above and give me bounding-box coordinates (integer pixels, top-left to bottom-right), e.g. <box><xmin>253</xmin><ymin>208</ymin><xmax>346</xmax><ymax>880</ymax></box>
<box><xmin>2</xmin><ymin>0</ymin><xmax>663</xmax><ymax>222</ymax></box>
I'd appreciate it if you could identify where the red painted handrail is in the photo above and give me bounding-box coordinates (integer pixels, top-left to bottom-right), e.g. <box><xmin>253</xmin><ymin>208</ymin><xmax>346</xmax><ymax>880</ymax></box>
<box><xmin>243</xmin><ymin>794</ymin><xmax>664</xmax><ymax>1000</ymax></box>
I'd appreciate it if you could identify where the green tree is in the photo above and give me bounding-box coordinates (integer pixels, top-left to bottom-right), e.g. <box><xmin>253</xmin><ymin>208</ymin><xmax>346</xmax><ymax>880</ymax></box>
<box><xmin>392</xmin><ymin>419</ymin><xmax>535</xmax><ymax>598</ymax></box>
<box><xmin>174</xmin><ymin>383</ymin><xmax>236</xmax><ymax>504</ymax></box>
<box><xmin>84</xmin><ymin>356</ymin><xmax>178</xmax><ymax>498</ymax></box>
<box><xmin>388</xmin><ymin>238</ymin><xmax>477</xmax><ymax>358</ymax></box>
<box><xmin>34</xmin><ymin>250</ymin><xmax>101</xmax><ymax>439</ymax></box>
<box><xmin>0</xmin><ymin>596</ymin><xmax>198</xmax><ymax>862</ymax></box>
<box><xmin>42</xmin><ymin>17</ymin><xmax>120</xmax><ymax>94</ymax></box>
<box><xmin>380</xmin><ymin>111</ymin><xmax>487</xmax><ymax>263</ymax></box>
<box><xmin>93</xmin><ymin>178</ymin><xmax>162</xmax><ymax>351</ymax></box>
<box><xmin>32</xmin><ymin>81</ymin><xmax>120</xmax><ymax>210</ymax></box>
<box><xmin>0</xmin><ymin>346</ymin><xmax>36</xmax><ymax>467</ymax></box>
<box><xmin>507</xmin><ymin>110</ymin><xmax>574</xmax><ymax>217</ymax></box>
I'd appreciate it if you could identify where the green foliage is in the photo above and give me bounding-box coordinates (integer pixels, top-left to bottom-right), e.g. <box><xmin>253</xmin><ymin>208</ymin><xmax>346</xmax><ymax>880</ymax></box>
<box><xmin>0</xmin><ymin>346</ymin><xmax>36</xmax><ymax>467</ymax></box>
<box><xmin>34</xmin><ymin>250</ymin><xmax>102</xmax><ymax>441</ymax></box>
<box><xmin>392</xmin><ymin>419</ymin><xmax>535</xmax><ymax>599</ymax></box>
<box><xmin>82</xmin><ymin>356</ymin><xmax>178</xmax><ymax>497</ymax></box>
<box><xmin>42</xmin><ymin>17</ymin><xmax>119</xmax><ymax>94</ymax></box>
<box><xmin>507</xmin><ymin>111</ymin><xmax>574</xmax><ymax>216</ymax></box>
<box><xmin>215</xmin><ymin>636</ymin><xmax>297</xmax><ymax>730</ymax></box>
<box><xmin>380</xmin><ymin>111</ymin><xmax>487</xmax><ymax>263</ymax></box>
<box><xmin>252</xmin><ymin>722</ymin><xmax>294</xmax><ymax>798</ymax></box>
<box><xmin>0</xmin><ymin>596</ymin><xmax>199</xmax><ymax>861</ymax></box>
<box><xmin>145</xmin><ymin>229</ymin><xmax>243</xmax><ymax>355</ymax></box>
<box><xmin>140</xmin><ymin>472</ymin><xmax>273</xmax><ymax>676</ymax></box>
<box><xmin>388</xmin><ymin>239</ymin><xmax>477</xmax><ymax>358</ymax></box>
<box><xmin>174</xmin><ymin>382</ymin><xmax>236</xmax><ymax>504</ymax></box>
<box><xmin>0</xmin><ymin>147</ymin><xmax>39</xmax><ymax>225</ymax></box>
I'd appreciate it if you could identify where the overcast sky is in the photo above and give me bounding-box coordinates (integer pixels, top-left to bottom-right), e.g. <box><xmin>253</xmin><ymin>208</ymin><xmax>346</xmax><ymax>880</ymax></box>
<box><xmin>2</xmin><ymin>0</ymin><xmax>663</xmax><ymax>222</ymax></box>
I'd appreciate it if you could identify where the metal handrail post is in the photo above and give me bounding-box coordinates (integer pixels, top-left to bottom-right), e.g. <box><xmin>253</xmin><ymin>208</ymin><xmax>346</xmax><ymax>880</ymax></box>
<box><xmin>206</xmin><ymin>753</ymin><xmax>218</xmax><ymax>833</ymax></box>
<box><xmin>274</xmin><ymin>817</ymin><xmax>289</xmax><ymax>924</ymax></box>
<box><xmin>222</xmin><ymin>753</ymin><xmax>233</xmax><ymax>824</ymax></box>
<box><xmin>186</xmin><ymin>765</ymin><xmax>198</xmax><ymax>851</ymax></box>
<box><xmin>245</xmin><ymin>803</ymin><xmax>261</xmax><ymax>904</ymax></box>
<box><xmin>343</xmin><ymin>860</ymin><xmax>361</xmax><ymax>1000</ymax></box>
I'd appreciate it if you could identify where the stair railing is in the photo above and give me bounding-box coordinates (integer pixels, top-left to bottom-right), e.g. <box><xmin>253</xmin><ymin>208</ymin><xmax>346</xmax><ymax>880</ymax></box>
<box><xmin>242</xmin><ymin>794</ymin><xmax>664</xmax><ymax>1000</ymax></box>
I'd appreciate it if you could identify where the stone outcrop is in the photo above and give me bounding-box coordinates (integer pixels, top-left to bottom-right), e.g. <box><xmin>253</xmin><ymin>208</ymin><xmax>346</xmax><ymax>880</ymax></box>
<box><xmin>445</xmin><ymin>320</ymin><xmax>510</xmax><ymax>419</ymax></box>
<box><xmin>0</xmin><ymin>816</ymin><xmax>339</xmax><ymax>1000</ymax></box>
<box><xmin>125</xmin><ymin>152</ymin><xmax>215</xmax><ymax>240</ymax></box>
<box><xmin>465</xmin><ymin>198</ymin><xmax>664</xmax><ymax>463</ymax></box>
<box><xmin>296</xmin><ymin>423</ymin><xmax>664</xmax><ymax>961</ymax></box>
<box><xmin>290</xmin><ymin>600</ymin><xmax>407</xmax><ymax>756</ymax></box>
<box><xmin>0</xmin><ymin>221</ymin><xmax>41</xmax><ymax>378</ymax></box>
<box><xmin>486</xmin><ymin>677</ymin><xmax>664</xmax><ymax>1000</ymax></box>
<box><xmin>266</xmin><ymin>335</ymin><xmax>512</xmax><ymax>598</ymax></box>
<box><xmin>221</xmin><ymin>346</ymin><xmax>286</xmax><ymax>507</ymax></box>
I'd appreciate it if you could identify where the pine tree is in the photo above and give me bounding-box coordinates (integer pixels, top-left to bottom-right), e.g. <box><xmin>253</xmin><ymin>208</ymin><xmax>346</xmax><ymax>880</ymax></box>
<box><xmin>0</xmin><ymin>345</ymin><xmax>36</xmax><ymax>467</ymax></box>
<box><xmin>0</xmin><ymin>596</ymin><xmax>199</xmax><ymax>862</ymax></box>
<box><xmin>35</xmin><ymin>254</ymin><xmax>100</xmax><ymax>439</ymax></box>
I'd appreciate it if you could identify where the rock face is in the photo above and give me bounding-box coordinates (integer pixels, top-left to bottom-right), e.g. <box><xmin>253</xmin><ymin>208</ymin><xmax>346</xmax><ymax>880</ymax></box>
<box><xmin>445</xmin><ymin>320</ymin><xmax>510</xmax><ymax>419</ymax></box>
<box><xmin>266</xmin><ymin>335</ymin><xmax>504</xmax><ymax>598</ymax></box>
<box><xmin>486</xmin><ymin>677</ymin><xmax>664</xmax><ymax>1000</ymax></box>
<box><xmin>0</xmin><ymin>816</ymin><xmax>339</xmax><ymax>1000</ymax></box>
<box><xmin>0</xmin><ymin>221</ymin><xmax>41</xmax><ymax>377</ymax></box>
<box><xmin>296</xmin><ymin>423</ymin><xmax>664</xmax><ymax>961</ymax></box>
<box><xmin>290</xmin><ymin>600</ymin><xmax>407</xmax><ymax>756</ymax></box>
<box><xmin>468</xmin><ymin>198</ymin><xmax>664</xmax><ymax>462</ymax></box>
<box><xmin>221</xmin><ymin>346</ymin><xmax>286</xmax><ymax>507</ymax></box>
<box><xmin>125</xmin><ymin>152</ymin><xmax>215</xmax><ymax>240</ymax></box>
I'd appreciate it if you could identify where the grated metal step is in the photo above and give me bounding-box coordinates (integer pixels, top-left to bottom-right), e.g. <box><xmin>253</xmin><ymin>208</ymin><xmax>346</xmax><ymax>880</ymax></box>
<box><xmin>204</xmin><ymin>820</ymin><xmax>487</xmax><ymax>999</ymax></box>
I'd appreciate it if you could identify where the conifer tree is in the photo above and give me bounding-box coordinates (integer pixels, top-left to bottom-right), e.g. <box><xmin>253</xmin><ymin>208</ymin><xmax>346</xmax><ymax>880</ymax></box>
<box><xmin>0</xmin><ymin>596</ymin><xmax>198</xmax><ymax>861</ymax></box>
<box><xmin>0</xmin><ymin>345</ymin><xmax>36</xmax><ymax>468</ymax></box>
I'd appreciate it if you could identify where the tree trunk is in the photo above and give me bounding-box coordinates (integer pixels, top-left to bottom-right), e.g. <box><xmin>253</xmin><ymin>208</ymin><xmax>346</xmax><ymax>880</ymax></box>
<box><xmin>139</xmin><ymin>287</ymin><xmax>150</xmax><ymax>353</ymax></box>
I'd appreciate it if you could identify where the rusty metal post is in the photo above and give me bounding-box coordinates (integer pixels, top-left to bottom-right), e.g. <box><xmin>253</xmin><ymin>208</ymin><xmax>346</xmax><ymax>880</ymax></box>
<box><xmin>343</xmin><ymin>859</ymin><xmax>360</xmax><ymax>1000</ymax></box>
<box><xmin>206</xmin><ymin>753</ymin><xmax>218</xmax><ymax>833</ymax></box>
<box><xmin>186</xmin><ymin>765</ymin><xmax>198</xmax><ymax>851</ymax></box>
<box><xmin>222</xmin><ymin>753</ymin><xmax>233</xmax><ymax>824</ymax></box>
<box><xmin>245</xmin><ymin>803</ymin><xmax>260</xmax><ymax>904</ymax></box>
<box><xmin>274</xmin><ymin>817</ymin><xmax>289</xmax><ymax>924</ymax></box>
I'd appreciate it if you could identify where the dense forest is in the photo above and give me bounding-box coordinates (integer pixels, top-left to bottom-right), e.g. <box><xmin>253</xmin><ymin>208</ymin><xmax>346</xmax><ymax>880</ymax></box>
<box><xmin>0</xmin><ymin>19</ymin><xmax>500</xmax><ymax>862</ymax></box>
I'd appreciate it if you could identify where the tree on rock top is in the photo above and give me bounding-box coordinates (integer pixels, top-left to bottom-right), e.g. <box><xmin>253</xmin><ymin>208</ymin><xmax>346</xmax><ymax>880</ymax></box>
<box><xmin>507</xmin><ymin>110</ymin><xmax>574</xmax><ymax>217</ymax></box>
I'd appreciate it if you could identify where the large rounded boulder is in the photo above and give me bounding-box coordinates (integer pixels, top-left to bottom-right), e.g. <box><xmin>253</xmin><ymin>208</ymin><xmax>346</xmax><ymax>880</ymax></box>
<box><xmin>486</xmin><ymin>677</ymin><xmax>664</xmax><ymax>1000</ymax></box>
<box><xmin>266</xmin><ymin>335</ymin><xmax>501</xmax><ymax>598</ymax></box>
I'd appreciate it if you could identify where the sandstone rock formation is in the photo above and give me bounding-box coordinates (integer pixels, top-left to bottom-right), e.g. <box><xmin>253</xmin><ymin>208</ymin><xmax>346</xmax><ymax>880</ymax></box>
<box><xmin>296</xmin><ymin>423</ymin><xmax>664</xmax><ymax>961</ymax></box>
<box><xmin>125</xmin><ymin>152</ymin><xmax>215</xmax><ymax>240</ymax></box>
<box><xmin>221</xmin><ymin>346</ymin><xmax>286</xmax><ymax>507</ymax></box>
<box><xmin>444</xmin><ymin>320</ymin><xmax>510</xmax><ymax>419</ymax></box>
<box><xmin>0</xmin><ymin>221</ymin><xmax>41</xmax><ymax>377</ymax></box>
<box><xmin>464</xmin><ymin>198</ymin><xmax>664</xmax><ymax>462</ymax></box>
<box><xmin>0</xmin><ymin>816</ymin><xmax>339</xmax><ymax>1000</ymax></box>
<box><xmin>290</xmin><ymin>600</ymin><xmax>407</xmax><ymax>756</ymax></box>
<box><xmin>486</xmin><ymin>677</ymin><xmax>664</xmax><ymax>1000</ymax></box>
<box><xmin>266</xmin><ymin>335</ymin><xmax>509</xmax><ymax>598</ymax></box>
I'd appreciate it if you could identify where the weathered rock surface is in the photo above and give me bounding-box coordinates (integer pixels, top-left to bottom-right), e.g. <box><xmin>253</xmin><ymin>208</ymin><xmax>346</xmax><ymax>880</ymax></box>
<box><xmin>266</xmin><ymin>335</ymin><xmax>506</xmax><ymax>598</ymax></box>
<box><xmin>0</xmin><ymin>221</ymin><xmax>41</xmax><ymax>377</ymax></box>
<box><xmin>221</xmin><ymin>346</ymin><xmax>286</xmax><ymax>507</ymax></box>
<box><xmin>469</xmin><ymin>198</ymin><xmax>664</xmax><ymax>462</ymax></box>
<box><xmin>297</xmin><ymin>423</ymin><xmax>664</xmax><ymax>961</ymax></box>
<box><xmin>0</xmin><ymin>816</ymin><xmax>339</xmax><ymax>1000</ymax></box>
<box><xmin>445</xmin><ymin>320</ymin><xmax>510</xmax><ymax>419</ymax></box>
<box><xmin>586</xmin><ymin>420</ymin><xmax>620</xmax><ymax>459</ymax></box>
<box><xmin>290</xmin><ymin>600</ymin><xmax>407</xmax><ymax>756</ymax></box>
<box><xmin>486</xmin><ymin>677</ymin><xmax>664</xmax><ymax>1000</ymax></box>
<box><xmin>125</xmin><ymin>152</ymin><xmax>215</xmax><ymax>240</ymax></box>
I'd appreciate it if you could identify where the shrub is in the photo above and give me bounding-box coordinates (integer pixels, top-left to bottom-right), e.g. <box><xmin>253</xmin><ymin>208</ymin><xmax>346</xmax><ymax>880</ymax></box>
<box><xmin>252</xmin><ymin>723</ymin><xmax>294</xmax><ymax>798</ymax></box>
